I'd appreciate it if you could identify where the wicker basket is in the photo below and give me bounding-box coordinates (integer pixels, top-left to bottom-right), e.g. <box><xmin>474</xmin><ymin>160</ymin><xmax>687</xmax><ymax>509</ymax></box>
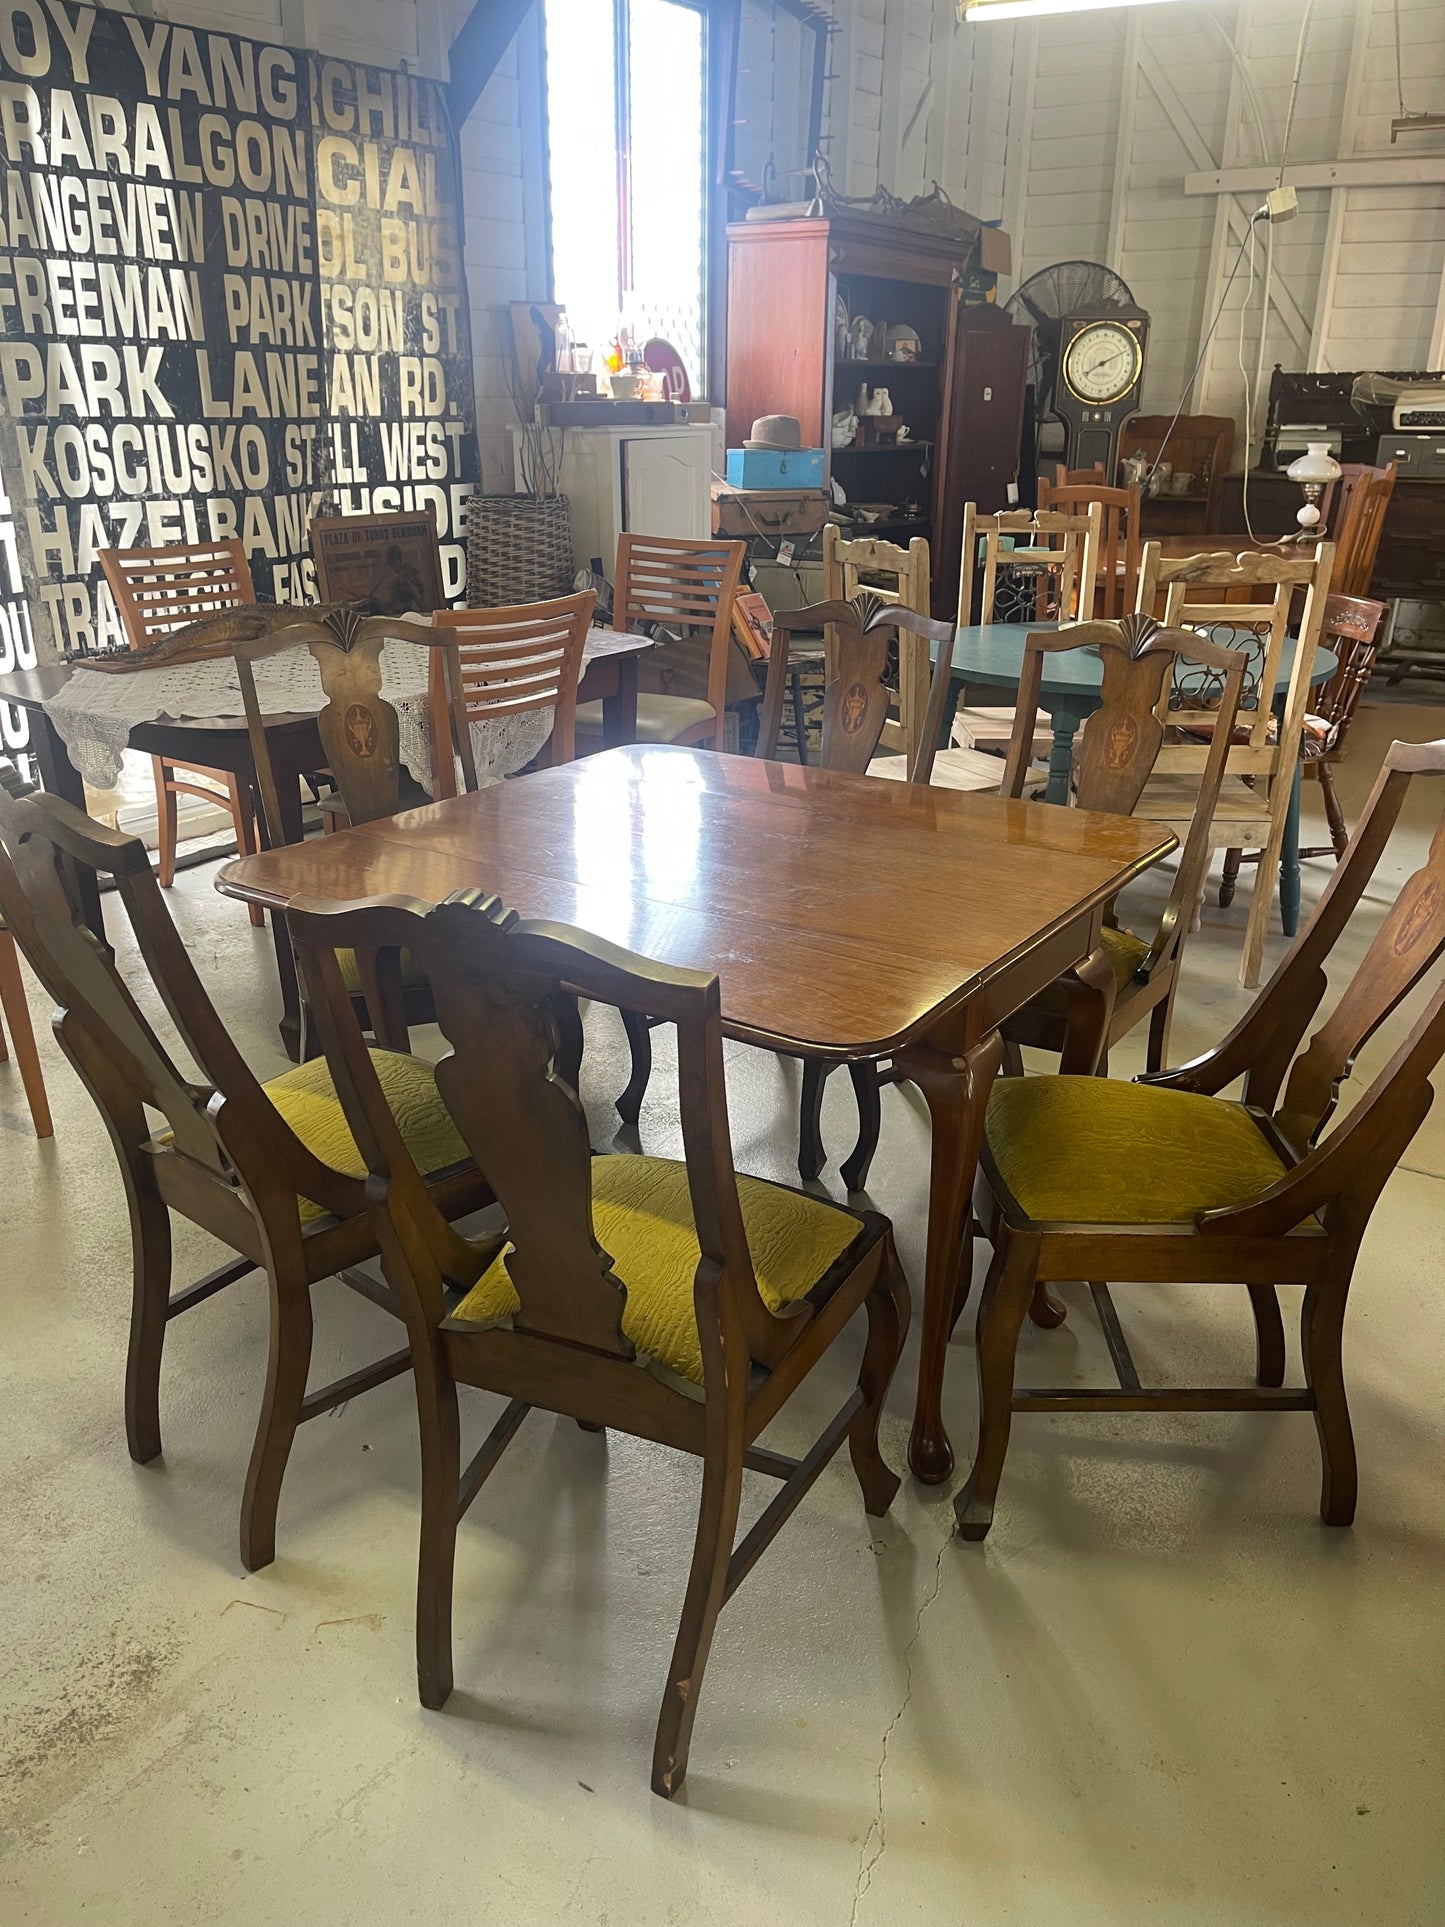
<box><xmin>466</xmin><ymin>492</ymin><xmax>575</xmax><ymax>608</ymax></box>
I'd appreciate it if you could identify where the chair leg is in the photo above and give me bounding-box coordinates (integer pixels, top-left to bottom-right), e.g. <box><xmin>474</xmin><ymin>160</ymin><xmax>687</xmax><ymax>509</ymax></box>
<box><xmin>1247</xmin><ymin>1283</ymin><xmax>1286</xmax><ymax>1388</ymax></box>
<box><xmin>1027</xmin><ymin>1281</ymin><xmax>1067</xmax><ymax>1329</ymax></box>
<box><xmin>123</xmin><ymin>1178</ymin><xmax>173</xmax><ymax>1465</ymax></box>
<box><xmin>1145</xmin><ymin>988</ymin><xmax>1175</xmax><ymax>1076</ymax></box>
<box><xmin>416</xmin><ymin>1371</ymin><xmax>462</xmax><ymax>1710</ymax></box>
<box><xmin>227</xmin><ymin>774</ymin><xmax>265</xmax><ymax>928</ymax></box>
<box><xmin>1000</xmin><ymin>1037</ymin><xmax>1025</xmax><ymax>1077</ymax></box>
<box><xmin>1301</xmin><ymin>1273</ymin><xmax>1357</xmax><ymax>1528</ymax></box>
<box><xmin>0</xmin><ymin>930</ymin><xmax>52</xmax><ymax>1137</ymax></box>
<box><xmin>789</xmin><ymin>670</ymin><xmax>808</xmax><ymax>766</ymax></box>
<box><xmin>653</xmin><ymin>1436</ymin><xmax>744</xmax><ymax>1798</ymax></box>
<box><xmin>152</xmin><ymin>757</ymin><xmax>178</xmax><ymax>889</ymax></box>
<box><xmin>240</xmin><ymin>1254</ymin><xmax>314</xmax><ymax>1572</ymax></box>
<box><xmin>1318</xmin><ymin>762</ymin><xmax>1350</xmax><ymax>860</ymax></box>
<box><xmin>1219</xmin><ymin>846</ymin><xmax>1242</xmax><ymax>908</ymax></box>
<box><xmin>839</xmin><ymin>1059</ymin><xmax>882</xmax><ymax>1194</ymax></box>
<box><xmin>847</xmin><ymin>1243</ymin><xmax>909</xmax><ymax>1516</ymax></box>
<box><xmin>954</xmin><ymin>1239</ymin><xmax>1038</xmax><ymax>1542</ymax></box>
<box><xmin>797</xmin><ymin>1057</ymin><xmax>829</xmax><ymax>1181</ymax></box>
<box><xmin>616</xmin><ymin>1009</ymin><xmax>653</xmax><ymax>1126</ymax></box>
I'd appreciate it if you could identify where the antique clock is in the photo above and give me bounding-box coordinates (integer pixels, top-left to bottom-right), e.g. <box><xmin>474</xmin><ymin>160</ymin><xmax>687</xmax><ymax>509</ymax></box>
<box><xmin>1054</xmin><ymin>312</ymin><xmax>1148</xmax><ymax>476</ymax></box>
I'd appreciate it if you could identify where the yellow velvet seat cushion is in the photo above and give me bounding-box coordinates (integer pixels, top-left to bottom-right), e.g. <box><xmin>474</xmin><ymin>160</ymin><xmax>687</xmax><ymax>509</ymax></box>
<box><xmin>264</xmin><ymin>1048</ymin><xmax>469</xmax><ymax>1223</ymax></box>
<box><xmin>986</xmin><ymin>1075</ymin><xmax>1291</xmax><ymax>1225</ymax></box>
<box><xmin>575</xmin><ymin>695</ymin><xmax>717</xmax><ymax>743</ymax></box>
<box><xmin>1099</xmin><ymin>924</ymin><xmax>1151</xmax><ymax>988</ymax></box>
<box><xmin>335</xmin><ymin>947</ymin><xmax>428</xmax><ymax>995</ymax></box>
<box><xmin>451</xmin><ymin>1154</ymin><xmax>866</xmax><ymax>1385</ymax></box>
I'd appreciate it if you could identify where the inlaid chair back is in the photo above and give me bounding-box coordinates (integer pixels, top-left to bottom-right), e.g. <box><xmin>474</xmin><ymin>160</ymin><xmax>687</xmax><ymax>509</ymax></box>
<box><xmin>957</xmin><ymin>504</ymin><xmax>1102</xmax><ymax>629</ymax></box>
<box><xmin>1037</xmin><ymin>479</ymin><xmax>1141</xmax><ymax>618</ymax></box>
<box><xmin>823</xmin><ymin>526</ymin><xmax>932</xmax><ymax>760</ymax></box>
<box><xmin>1312</xmin><ymin>594</ymin><xmax>1389</xmax><ymax>742</ymax></box>
<box><xmin>101</xmin><ymin>540</ymin><xmax>256</xmax><ymax>642</ymax></box>
<box><xmin>1329</xmin><ymin>461</ymin><xmax>1395</xmax><ymax>599</ymax></box>
<box><xmin>616</xmin><ymin>532</ymin><xmax>746</xmax><ymax>750</ymax></box>
<box><xmin>428</xmin><ymin>590</ymin><xmax>595</xmax><ymax>796</ymax></box>
<box><xmin>756</xmin><ymin>595</ymin><xmax>957</xmax><ymax>777</ymax></box>
<box><xmin>232</xmin><ymin>608</ymin><xmax>477</xmax><ymax>846</ymax></box>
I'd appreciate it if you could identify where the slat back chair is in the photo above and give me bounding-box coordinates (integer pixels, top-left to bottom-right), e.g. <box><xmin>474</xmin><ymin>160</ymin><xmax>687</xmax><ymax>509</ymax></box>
<box><xmin>756</xmin><ymin>594</ymin><xmax>958</xmax><ymax>776</ymax></box>
<box><xmin>960</xmin><ymin>738</ymin><xmax>1445</xmax><ymax>1542</ymax></box>
<box><xmin>1037</xmin><ymin>478</ymin><xmax>1142</xmax><ymax>619</ymax></box>
<box><xmin>953</xmin><ymin>504</ymin><xmax>1102</xmax><ymax>760</ymax></box>
<box><xmin>233</xmin><ymin>608</ymin><xmax>477</xmax><ymax>1049</ymax></box>
<box><xmin>426</xmin><ymin>590</ymin><xmax>596</xmax><ymax>798</ymax></box>
<box><xmin>0</xmin><ymin>785</ymin><xmax>488</xmax><ymax>1571</ymax></box>
<box><xmin>1134</xmin><ymin>540</ymin><xmax>1334</xmax><ymax>987</ymax></box>
<box><xmin>828</xmin><ymin>615</ymin><xmax>1251</xmax><ymax>1202</ymax></box>
<box><xmin>1219</xmin><ymin>594</ymin><xmax>1390</xmax><ymax>904</ymax></box>
<box><xmin>286</xmin><ymin>886</ymin><xmax>907</xmax><ymax>1798</ymax></box>
<box><xmin>576</xmin><ymin>534</ymin><xmax>746</xmax><ymax>752</ymax></box>
<box><xmin>100</xmin><ymin>541</ymin><xmax>264</xmax><ymax>926</ymax></box>
<box><xmin>1328</xmin><ymin>461</ymin><xmax>1396</xmax><ymax>599</ymax></box>
<box><xmin>822</xmin><ymin>525</ymin><xmax>932</xmax><ymax>763</ymax></box>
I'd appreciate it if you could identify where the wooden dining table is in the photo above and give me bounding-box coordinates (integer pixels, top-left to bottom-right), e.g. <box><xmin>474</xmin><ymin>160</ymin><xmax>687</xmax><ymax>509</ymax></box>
<box><xmin>217</xmin><ymin>743</ymin><xmax>1176</xmax><ymax>1484</ymax></box>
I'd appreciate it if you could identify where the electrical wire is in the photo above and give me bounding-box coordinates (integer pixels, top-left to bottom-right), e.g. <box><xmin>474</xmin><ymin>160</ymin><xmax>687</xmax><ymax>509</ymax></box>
<box><xmin>1276</xmin><ymin>0</ymin><xmax>1317</xmax><ymax>187</ymax></box>
<box><xmin>1143</xmin><ymin>213</ymin><xmax>1264</xmax><ymax>492</ymax></box>
<box><xmin>1393</xmin><ymin>0</ymin><xmax>1408</xmax><ymax>120</ymax></box>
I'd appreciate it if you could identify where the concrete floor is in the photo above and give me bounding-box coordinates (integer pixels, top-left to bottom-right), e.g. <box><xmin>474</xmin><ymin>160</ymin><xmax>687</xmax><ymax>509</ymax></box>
<box><xmin>3</xmin><ymin>701</ymin><xmax>1444</xmax><ymax>1926</ymax></box>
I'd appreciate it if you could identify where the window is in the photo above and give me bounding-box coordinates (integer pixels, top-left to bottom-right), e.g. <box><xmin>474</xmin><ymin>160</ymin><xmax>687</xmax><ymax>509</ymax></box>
<box><xmin>542</xmin><ymin>0</ymin><xmax>708</xmax><ymax>393</ymax></box>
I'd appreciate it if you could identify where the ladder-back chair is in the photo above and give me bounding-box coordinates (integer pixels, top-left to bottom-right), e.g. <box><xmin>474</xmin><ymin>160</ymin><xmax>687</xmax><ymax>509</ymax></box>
<box><xmin>427</xmin><ymin>590</ymin><xmax>595</xmax><ymax>797</ymax></box>
<box><xmin>287</xmin><ymin>886</ymin><xmax>908</xmax><ymax>1798</ymax></box>
<box><xmin>1328</xmin><ymin>461</ymin><xmax>1396</xmax><ymax>599</ymax></box>
<box><xmin>100</xmin><ymin>541</ymin><xmax>264</xmax><ymax>926</ymax></box>
<box><xmin>0</xmin><ymin>786</ymin><xmax>491</xmax><ymax>1570</ymax></box>
<box><xmin>1037</xmin><ymin>478</ymin><xmax>1142</xmax><ymax>618</ymax></box>
<box><xmin>574</xmin><ymin>534</ymin><xmax>746</xmax><ymax>752</ymax></box>
<box><xmin>1134</xmin><ymin>541</ymin><xmax>1334</xmax><ymax>988</ymax></box>
<box><xmin>961</xmin><ymin>737</ymin><xmax>1445</xmax><ymax>1542</ymax></box>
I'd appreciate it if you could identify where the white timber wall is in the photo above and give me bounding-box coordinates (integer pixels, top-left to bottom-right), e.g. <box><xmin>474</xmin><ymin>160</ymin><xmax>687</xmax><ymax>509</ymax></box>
<box><xmin>821</xmin><ymin>0</ymin><xmax>1445</xmax><ymax>454</ymax></box>
<box><xmin>95</xmin><ymin>0</ymin><xmax>542</xmax><ymax>489</ymax></box>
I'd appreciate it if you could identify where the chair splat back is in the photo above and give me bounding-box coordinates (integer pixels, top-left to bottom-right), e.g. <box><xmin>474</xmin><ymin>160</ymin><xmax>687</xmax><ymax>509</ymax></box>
<box><xmin>756</xmin><ymin>595</ymin><xmax>957</xmax><ymax>777</ymax></box>
<box><xmin>231</xmin><ymin>607</ymin><xmax>476</xmax><ymax>844</ymax></box>
<box><xmin>1037</xmin><ymin>480</ymin><xmax>1141</xmax><ymax>619</ymax></box>
<box><xmin>289</xmin><ymin>887</ymin><xmax>800</xmax><ymax>1371</ymax></box>
<box><xmin>429</xmin><ymin>590</ymin><xmax>595</xmax><ymax>791</ymax></box>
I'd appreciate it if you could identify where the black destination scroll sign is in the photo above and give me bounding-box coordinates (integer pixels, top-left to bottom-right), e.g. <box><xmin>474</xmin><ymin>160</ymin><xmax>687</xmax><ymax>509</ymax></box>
<box><xmin>0</xmin><ymin>0</ymin><xmax>480</xmax><ymax>759</ymax></box>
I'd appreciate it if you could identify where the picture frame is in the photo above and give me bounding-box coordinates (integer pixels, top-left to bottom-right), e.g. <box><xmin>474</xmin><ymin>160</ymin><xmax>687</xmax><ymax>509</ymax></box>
<box><xmin>309</xmin><ymin>507</ymin><xmax>445</xmax><ymax>616</ymax></box>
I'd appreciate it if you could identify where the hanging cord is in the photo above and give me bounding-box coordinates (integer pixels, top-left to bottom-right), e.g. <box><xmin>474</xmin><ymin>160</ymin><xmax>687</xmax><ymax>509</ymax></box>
<box><xmin>1393</xmin><ymin>0</ymin><xmax>1409</xmax><ymax>119</ymax></box>
<box><xmin>1276</xmin><ymin>0</ymin><xmax>1316</xmax><ymax>187</ymax></box>
<box><xmin>1143</xmin><ymin>214</ymin><xmax>1263</xmax><ymax>491</ymax></box>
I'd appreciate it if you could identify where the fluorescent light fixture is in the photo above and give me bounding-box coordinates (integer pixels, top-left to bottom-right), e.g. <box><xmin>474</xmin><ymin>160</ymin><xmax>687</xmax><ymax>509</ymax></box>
<box><xmin>962</xmin><ymin>0</ymin><xmax>1180</xmax><ymax>21</ymax></box>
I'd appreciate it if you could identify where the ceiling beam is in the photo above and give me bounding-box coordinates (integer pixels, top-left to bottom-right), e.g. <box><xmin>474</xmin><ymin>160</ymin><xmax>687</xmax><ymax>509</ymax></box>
<box><xmin>1185</xmin><ymin>157</ymin><xmax>1445</xmax><ymax>195</ymax></box>
<box><xmin>450</xmin><ymin>0</ymin><xmax>536</xmax><ymax>128</ymax></box>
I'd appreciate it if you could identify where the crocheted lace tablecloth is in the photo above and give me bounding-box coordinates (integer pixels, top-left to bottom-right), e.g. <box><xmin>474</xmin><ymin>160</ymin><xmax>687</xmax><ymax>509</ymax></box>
<box><xmin>44</xmin><ymin>628</ymin><xmax>644</xmax><ymax>795</ymax></box>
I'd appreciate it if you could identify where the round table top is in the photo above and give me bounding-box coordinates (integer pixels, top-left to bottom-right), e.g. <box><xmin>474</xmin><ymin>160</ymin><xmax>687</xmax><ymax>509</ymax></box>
<box><xmin>949</xmin><ymin>622</ymin><xmax>1337</xmax><ymax>700</ymax></box>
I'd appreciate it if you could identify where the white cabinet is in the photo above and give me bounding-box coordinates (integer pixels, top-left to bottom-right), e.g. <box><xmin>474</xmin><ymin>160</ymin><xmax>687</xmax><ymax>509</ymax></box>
<box><xmin>509</xmin><ymin>422</ymin><xmax>714</xmax><ymax>579</ymax></box>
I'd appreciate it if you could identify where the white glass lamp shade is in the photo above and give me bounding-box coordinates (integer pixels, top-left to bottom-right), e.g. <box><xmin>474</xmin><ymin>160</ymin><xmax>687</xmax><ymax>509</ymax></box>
<box><xmin>1286</xmin><ymin>441</ymin><xmax>1342</xmax><ymax>532</ymax></box>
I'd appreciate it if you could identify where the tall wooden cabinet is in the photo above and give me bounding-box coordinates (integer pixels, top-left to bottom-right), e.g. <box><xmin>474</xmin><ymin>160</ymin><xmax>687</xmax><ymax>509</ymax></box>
<box><xmin>725</xmin><ymin>216</ymin><xmax>1029</xmax><ymax>619</ymax></box>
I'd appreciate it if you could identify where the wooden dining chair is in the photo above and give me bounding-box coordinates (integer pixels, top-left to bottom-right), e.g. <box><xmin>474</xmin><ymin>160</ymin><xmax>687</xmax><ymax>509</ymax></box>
<box><xmin>1327</xmin><ymin>461</ymin><xmax>1396</xmax><ymax>599</ymax></box>
<box><xmin>1037</xmin><ymin>478</ymin><xmax>1142</xmax><ymax>618</ymax></box>
<box><xmin>1219</xmin><ymin>594</ymin><xmax>1390</xmax><ymax>906</ymax></box>
<box><xmin>822</xmin><ymin>525</ymin><xmax>933</xmax><ymax>765</ymax></box>
<box><xmin>756</xmin><ymin>593</ymin><xmax>963</xmax><ymax>1178</ymax></box>
<box><xmin>100</xmin><ymin>542</ymin><xmax>265</xmax><ymax>928</ymax></box>
<box><xmin>233</xmin><ymin>606</ymin><xmax>478</xmax><ymax>1051</ymax></box>
<box><xmin>574</xmin><ymin>534</ymin><xmax>746</xmax><ymax>753</ymax></box>
<box><xmin>0</xmin><ymin>760</ymin><xmax>52</xmax><ymax>1137</ymax></box>
<box><xmin>286</xmin><ymin>885</ymin><xmax>908</xmax><ymax>1798</ymax></box>
<box><xmin>0</xmin><ymin>786</ymin><xmax>492</xmax><ymax>1571</ymax></box>
<box><xmin>1134</xmin><ymin>541</ymin><xmax>1334</xmax><ymax>988</ymax></box>
<box><xmin>959</xmin><ymin>737</ymin><xmax>1445</xmax><ymax>1542</ymax></box>
<box><xmin>826</xmin><ymin>614</ymin><xmax>1249</xmax><ymax>1198</ymax></box>
<box><xmin>951</xmin><ymin>504</ymin><xmax>1103</xmax><ymax>759</ymax></box>
<box><xmin>426</xmin><ymin>590</ymin><xmax>596</xmax><ymax>797</ymax></box>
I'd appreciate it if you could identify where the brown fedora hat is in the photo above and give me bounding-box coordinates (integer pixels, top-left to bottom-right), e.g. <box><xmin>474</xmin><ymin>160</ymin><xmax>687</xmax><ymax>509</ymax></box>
<box><xmin>744</xmin><ymin>414</ymin><xmax>803</xmax><ymax>451</ymax></box>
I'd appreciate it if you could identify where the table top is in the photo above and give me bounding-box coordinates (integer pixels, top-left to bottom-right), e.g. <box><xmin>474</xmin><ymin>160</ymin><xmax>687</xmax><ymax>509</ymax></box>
<box><xmin>948</xmin><ymin>623</ymin><xmax>1337</xmax><ymax>699</ymax></box>
<box><xmin>218</xmin><ymin>745</ymin><xmax>1176</xmax><ymax>1057</ymax></box>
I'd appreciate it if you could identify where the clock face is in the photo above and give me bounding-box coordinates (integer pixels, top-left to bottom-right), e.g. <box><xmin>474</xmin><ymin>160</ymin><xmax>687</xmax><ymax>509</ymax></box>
<box><xmin>1062</xmin><ymin>322</ymin><xmax>1142</xmax><ymax>405</ymax></box>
